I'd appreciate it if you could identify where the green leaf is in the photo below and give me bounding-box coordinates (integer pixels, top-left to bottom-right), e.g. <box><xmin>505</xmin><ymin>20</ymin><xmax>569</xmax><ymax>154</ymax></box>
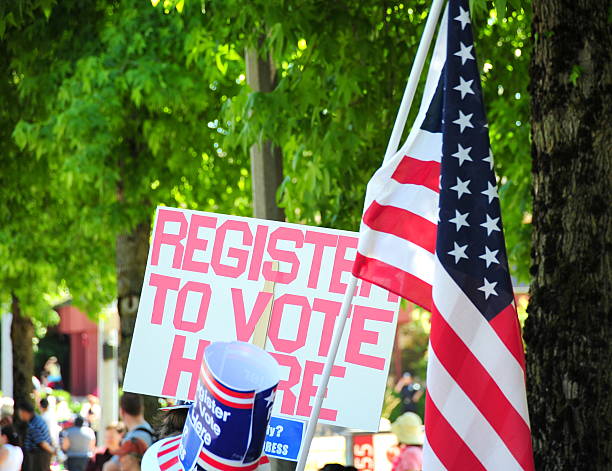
<box><xmin>496</xmin><ymin>0</ymin><xmax>507</xmax><ymax>19</ymax></box>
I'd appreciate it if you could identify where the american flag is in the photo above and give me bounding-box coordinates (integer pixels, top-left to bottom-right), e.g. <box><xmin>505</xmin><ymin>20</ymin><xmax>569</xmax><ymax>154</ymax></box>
<box><xmin>352</xmin><ymin>1</ymin><xmax>535</xmax><ymax>469</ymax></box>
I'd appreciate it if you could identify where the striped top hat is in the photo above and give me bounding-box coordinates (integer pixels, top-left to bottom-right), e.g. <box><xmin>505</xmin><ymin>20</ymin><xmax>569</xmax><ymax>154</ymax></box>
<box><xmin>142</xmin><ymin>341</ymin><xmax>279</xmax><ymax>471</ymax></box>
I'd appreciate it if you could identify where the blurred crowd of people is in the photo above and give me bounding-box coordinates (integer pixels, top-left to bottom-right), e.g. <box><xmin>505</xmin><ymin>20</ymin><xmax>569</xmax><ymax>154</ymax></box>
<box><xmin>0</xmin><ymin>391</ymin><xmax>171</xmax><ymax>471</ymax></box>
<box><xmin>0</xmin><ymin>369</ymin><xmax>424</xmax><ymax>471</ymax></box>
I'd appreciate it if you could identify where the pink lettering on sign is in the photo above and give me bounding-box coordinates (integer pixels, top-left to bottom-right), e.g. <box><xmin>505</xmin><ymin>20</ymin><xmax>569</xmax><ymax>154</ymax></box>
<box><xmin>345</xmin><ymin>305</ymin><xmax>395</xmax><ymax>370</ymax></box>
<box><xmin>149</xmin><ymin>273</ymin><xmax>180</xmax><ymax>325</ymax></box>
<box><xmin>162</xmin><ymin>335</ymin><xmax>209</xmax><ymax>399</ymax></box>
<box><xmin>270</xmin><ymin>353</ymin><xmax>301</xmax><ymax>415</ymax></box>
<box><xmin>296</xmin><ymin>361</ymin><xmax>346</xmax><ymax>421</ymax></box>
<box><xmin>304</xmin><ymin>231</ymin><xmax>338</xmax><ymax>289</ymax></box>
<box><xmin>181</xmin><ymin>214</ymin><xmax>217</xmax><ymax>273</ymax></box>
<box><xmin>151</xmin><ymin>209</ymin><xmax>188</xmax><ymax>269</ymax></box>
<box><xmin>173</xmin><ymin>282</ymin><xmax>211</xmax><ymax>333</ymax></box>
<box><xmin>268</xmin><ymin>294</ymin><xmax>311</xmax><ymax>354</ymax></box>
<box><xmin>312</xmin><ymin>298</ymin><xmax>342</xmax><ymax>357</ymax></box>
<box><xmin>231</xmin><ymin>288</ymin><xmax>274</xmax><ymax>342</ymax></box>
<box><xmin>262</xmin><ymin>228</ymin><xmax>304</xmax><ymax>284</ymax></box>
<box><xmin>329</xmin><ymin>236</ymin><xmax>358</xmax><ymax>294</ymax></box>
<box><xmin>211</xmin><ymin>220</ymin><xmax>253</xmax><ymax>278</ymax></box>
<box><xmin>247</xmin><ymin>225</ymin><xmax>269</xmax><ymax>281</ymax></box>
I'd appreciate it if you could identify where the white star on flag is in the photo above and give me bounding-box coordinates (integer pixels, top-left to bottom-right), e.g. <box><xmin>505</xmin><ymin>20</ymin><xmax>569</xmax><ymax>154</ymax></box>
<box><xmin>448</xmin><ymin>242</ymin><xmax>469</xmax><ymax>263</ymax></box>
<box><xmin>479</xmin><ymin>246</ymin><xmax>499</xmax><ymax>267</ymax></box>
<box><xmin>453</xmin><ymin>110</ymin><xmax>474</xmax><ymax>133</ymax></box>
<box><xmin>451</xmin><ymin>143</ymin><xmax>473</xmax><ymax>165</ymax></box>
<box><xmin>449</xmin><ymin>210</ymin><xmax>470</xmax><ymax>231</ymax></box>
<box><xmin>454</xmin><ymin>76</ymin><xmax>475</xmax><ymax>99</ymax></box>
<box><xmin>478</xmin><ymin>278</ymin><xmax>498</xmax><ymax>299</ymax></box>
<box><xmin>482</xmin><ymin>148</ymin><xmax>494</xmax><ymax>169</ymax></box>
<box><xmin>482</xmin><ymin>181</ymin><xmax>499</xmax><ymax>203</ymax></box>
<box><xmin>454</xmin><ymin>6</ymin><xmax>471</xmax><ymax>30</ymax></box>
<box><xmin>450</xmin><ymin>177</ymin><xmax>471</xmax><ymax>199</ymax></box>
<box><xmin>454</xmin><ymin>42</ymin><xmax>474</xmax><ymax>64</ymax></box>
<box><xmin>481</xmin><ymin>214</ymin><xmax>500</xmax><ymax>235</ymax></box>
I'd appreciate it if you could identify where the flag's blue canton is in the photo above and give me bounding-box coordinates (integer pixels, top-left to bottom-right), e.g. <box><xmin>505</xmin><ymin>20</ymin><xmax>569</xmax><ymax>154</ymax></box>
<box><xmin>433</xmin><ymin>0</ymin><xmax>514</xmax><ymax>321</ymax></box>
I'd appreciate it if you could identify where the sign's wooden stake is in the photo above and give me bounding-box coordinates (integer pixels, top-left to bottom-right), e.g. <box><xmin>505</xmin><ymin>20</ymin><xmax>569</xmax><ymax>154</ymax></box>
<box><xmin>251</xmin><ymin>261</ymin><xmax>278</xmax><ymax>349</ymax></box>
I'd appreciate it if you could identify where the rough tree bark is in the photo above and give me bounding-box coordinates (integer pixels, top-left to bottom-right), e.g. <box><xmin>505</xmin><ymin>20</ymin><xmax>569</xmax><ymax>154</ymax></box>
<box><xmin>246</xmin><ymin>43</ymin><xmax>285</xmax><ymax>223</ymax></box>
<box><xmin>116</xmin><ymin>221</ymin><xmax>156</xmax><ymax>420</ymax></box>
<box><xmin>525</xmin><ymin>1</ymin><xmax>612</xmax><ymax>469</ymax></box>
<box><xmin>116</xmin><ymin>221</ymin><xmax>150</xmax><ymax>376</ymax></box>
<box><xmin>10</xmin><ymin>294</ymin><xmax>34</xmax><ymax>405</ymax></box>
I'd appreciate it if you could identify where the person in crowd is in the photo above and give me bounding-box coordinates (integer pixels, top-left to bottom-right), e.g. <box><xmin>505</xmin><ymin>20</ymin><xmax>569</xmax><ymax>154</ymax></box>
<box><xmin>157</xmin><ymin>400</ymin><xmax>191</xmax><ymax>439</ymax></box>
<box><xmin>86</xmin><ymin>422</ymin><xmax>126</xmax><ymax>471</ymax></box>
<box><xmin>102</xmin><ymin>393</ymin><xmax>155</xmax><ymax>471</ymax></box>
<box><xmin>61</xmin><ymin>416</ymin><xmax>96</xmax><ymax>471</ymax></box>
<box><xmin>0</xmin><ymin>425</ymin><xmax>23</xmax><ymax>471</ymax></box>
<box><xmin>80</xmin><ymin>396</ymin><xmax>101</xmax><ymax>439</ymax></box>
<box><xmin>39</xmin><ymin>398</ymin><xmax>60</xmax><ymax>449</ymax></box>
<box><xmin>394</xmin><ymin>372</ymin><xmax>424</xmax><ymax>414</ymax></box>
<box><xmin>42</xmin><ymin>357</ymin><xmax>63</xmax><ymax>390</ymax></box>
<box><xmin>113</xmin><ymin>438</ymin><xmax>147</xmax><ymax>471</ymax></box>
<box><xmin>319</xmin><ymin>464</ymin><xmax>345</xmax><ymax>471</ymax></box>
<box><xmin>0</xmin><ymin>400</ymin><xmax>13</xmax><ymax>428</ymax></box>
<box><xmin>16</xmin><ymin>400</ymin><xmax>54</xmax><ymax>471</ymax></box>
<box><xmin>390</xmin><ymin>412</ymin><xmax>424</xmax><ymax>471</ymax></box>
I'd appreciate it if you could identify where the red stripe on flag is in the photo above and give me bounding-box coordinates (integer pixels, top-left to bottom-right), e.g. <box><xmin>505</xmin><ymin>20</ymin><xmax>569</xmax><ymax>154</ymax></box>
<box><xmin>159</xmin><ymin>455</ymin><xmax>179</xmax><ymax>470</ymax></box>
<box><xmin>352</xmin><ymin>253</ymin><xmax>432</xmax><ymax>311</ymax></box>
<box><xmin>425</xmin><ymin>394</ymin><xmax>487</xmax><ymax>471</ymax></box>
<box><xmin>392</xmin><ymin>155</ymin><xmax>441</xmax><ymax>193</ymax></box>
<box><xmin>489</xmin><ymin>304</ymin><xmax>526</xmax><ymax>371</ymax></box>
<box><xmin>430</xmin><ymin>304</ymin><xmax>535</xmax><ymax>471</ymax></box>
<box><xmin>362</xmin><ymin>201</ymin><xmax>437</xmax><ymax>253</ymax></box>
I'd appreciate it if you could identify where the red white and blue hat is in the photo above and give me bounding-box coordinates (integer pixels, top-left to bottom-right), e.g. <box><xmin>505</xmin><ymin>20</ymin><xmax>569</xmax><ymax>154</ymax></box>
<box><xmin>159</xmin><ymin>400</ymin><xmax>194</xmax><ymax>411</ymax></box>
<box><xmin>142</xmin><ymin>341</ymin><xmax>279</xmax><ymax>471</ymax></box>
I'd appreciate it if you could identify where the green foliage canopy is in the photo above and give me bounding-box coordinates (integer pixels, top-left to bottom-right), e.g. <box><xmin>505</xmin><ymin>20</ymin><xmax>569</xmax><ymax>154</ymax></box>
<box><xmin>196</xmin><ymin>0</ymin><xmax>533</xmax><ymax>280</ymax></box>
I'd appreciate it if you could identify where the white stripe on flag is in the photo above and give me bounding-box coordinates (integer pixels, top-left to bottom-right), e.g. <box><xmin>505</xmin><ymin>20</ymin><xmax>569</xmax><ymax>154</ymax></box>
<box><xmin>432</xmin><ymin>257</ymin><xmax>530</xmax><ymax>423</ymax></box>
<box><xmin>374</xmin><ymin>180</ymin><xmax>439</xmax><ymax>224</ymax></box>
<box><xmin>357</xmin><ymin>225</ymin><xmax>435</xmax><ymax>285</ymax></box>
<box><xmin>427</xmin><ymin>347</ymin><xmax>524</xmax><ymax>471</ymax></box>
<box><xmin>403</xmin><ymin>130</ymin><xmax>443</xmax><ymax>163</ymax></box>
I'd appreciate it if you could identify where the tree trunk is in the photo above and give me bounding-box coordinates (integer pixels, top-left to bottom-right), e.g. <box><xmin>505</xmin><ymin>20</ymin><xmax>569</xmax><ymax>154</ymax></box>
<box><xmin>526</xmin><ymin>1</ymin><xmax>612</xmax><ymax>469</ymax></box>
<box><xmin>246</xmin><ymin>43</ymin><xmax>285</xmax><ymax>222</ymax></box>
<box><xmin>116</xmin><ymin>221</ymin><xmax>158</xmax><ymax>420</ymax></box>
<box><xmin>10</xmin><ymin>294</ymin><xmax>34</xmax><ymax>405</ymax></box>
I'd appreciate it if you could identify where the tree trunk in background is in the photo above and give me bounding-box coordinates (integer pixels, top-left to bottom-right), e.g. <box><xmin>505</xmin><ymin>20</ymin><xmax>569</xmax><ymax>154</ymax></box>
<box><xmin>246</xmin><ymin>44</ymin><xmax>285</xmax><ymax>223</ymax></box>
<box><xmin>10</xmin><ymin>294</ymin><xmax>34</xmax><ymax>404</ymax></box>
<box><xmin>116</xmin><ymin>221</ymin><xmax>157</xmax><ymax>420</ymax></box>
<box><xmin>526</xmin><ymin>1</ymin><xmax>611</xmax><ymax>469</ymax></box>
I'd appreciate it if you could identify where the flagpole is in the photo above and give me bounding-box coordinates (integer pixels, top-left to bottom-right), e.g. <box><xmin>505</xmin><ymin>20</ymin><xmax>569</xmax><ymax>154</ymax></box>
<box><xmin>295</xmin><ymin>276</ymin><xmax>357</xmax><ymax>469</ymax></box>
<box><xmin>295</xmin><ymin>0</ymin><xmax>445</xmax><ymax>468</ymax></box>
<box><xmin>384</xmin><ymin>0</ymin><xmax>446</xmax><ymax>161</ymax></box>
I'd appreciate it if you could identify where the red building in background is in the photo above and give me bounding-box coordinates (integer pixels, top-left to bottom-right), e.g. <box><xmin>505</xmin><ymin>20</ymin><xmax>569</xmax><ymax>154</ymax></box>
<box><xmin>54</xmin><ymin>304</ymin><xmax>98</xmax><ymax>397</ymax></box>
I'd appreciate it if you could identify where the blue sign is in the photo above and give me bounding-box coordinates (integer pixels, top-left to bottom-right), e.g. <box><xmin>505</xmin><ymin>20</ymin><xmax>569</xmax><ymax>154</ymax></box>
<box><xmin>263</xmin><ymin>417</ymin><xmax>304</xmax><ymax>461</ymax></box>
<box><xmin>179</xmin><ymin>415</ymin><xmax>203</xmax><ymax>471</ymax></box>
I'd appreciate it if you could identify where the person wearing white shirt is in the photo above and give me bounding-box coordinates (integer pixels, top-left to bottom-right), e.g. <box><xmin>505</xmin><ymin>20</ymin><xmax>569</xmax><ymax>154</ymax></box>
<box><xmin>0</xmin><ymin>425</ymin><xmax>24</xmax><ymax>471</ymax></box>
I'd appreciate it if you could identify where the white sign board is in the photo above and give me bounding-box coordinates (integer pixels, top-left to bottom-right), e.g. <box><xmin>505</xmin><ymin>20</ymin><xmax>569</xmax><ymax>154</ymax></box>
<box><xmin>124</xmin><ymin>207</ymin><xmax>399</xmax><ymax>431</ymax></box>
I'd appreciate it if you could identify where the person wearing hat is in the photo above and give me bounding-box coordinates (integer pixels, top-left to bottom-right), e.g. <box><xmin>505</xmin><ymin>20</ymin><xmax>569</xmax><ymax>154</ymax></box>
<box><xmin>157</xmin><ymin>400</ymin><xmax>192</xmax><ymax>439</ymax></box>
<box><xmin>390</xmin><ymin>412</ymin><xmax>424</xmax><ymax>471</ymax></box>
